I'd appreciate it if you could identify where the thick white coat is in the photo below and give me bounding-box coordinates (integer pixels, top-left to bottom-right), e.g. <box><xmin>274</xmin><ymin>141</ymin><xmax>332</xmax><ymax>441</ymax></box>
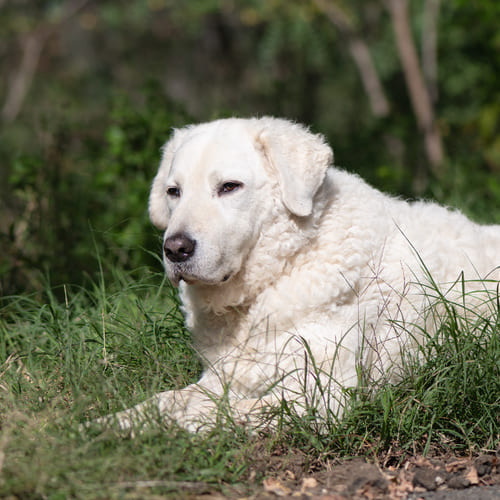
<box><xmin>113</xmin><ymin>117</ymin><xmax>500</xmax><ymax>430</ymax></box>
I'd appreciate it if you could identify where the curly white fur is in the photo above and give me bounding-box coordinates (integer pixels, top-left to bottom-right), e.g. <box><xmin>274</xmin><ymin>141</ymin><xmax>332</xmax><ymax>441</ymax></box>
<box><xmin>109</xmin><ymin>117</ymin><xmax>500</xmax><ymax>432</ymax></box>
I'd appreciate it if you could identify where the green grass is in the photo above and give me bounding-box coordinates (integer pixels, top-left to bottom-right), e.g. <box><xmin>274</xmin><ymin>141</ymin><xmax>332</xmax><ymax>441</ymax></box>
<box><xmin>0</xmin><ymin>267</ymin><xmax>499</xmax><ymax>498</ymax></box>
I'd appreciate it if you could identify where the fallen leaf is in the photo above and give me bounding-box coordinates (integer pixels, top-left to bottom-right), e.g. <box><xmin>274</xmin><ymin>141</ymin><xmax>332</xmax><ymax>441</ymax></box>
<box><xmin>263</xmin><ymin>478</ymin><xmax>292</xmax><ymax>497</ymax></box>
<box><xmin>465</xmin><ymin>466</ymin><xmax>479</xmax><ymax>485</ymax></box>
<box><xmin>302</xmin><ymin>477</ymin><xmax>318</xmax><ymax>489</ymax></box>
<box><xmin>386</xmin><ymin>471</ymin><xmax>414</xmax><ymax>499</ymax></box>
<box><xmin>412</xmin><ymin>457</ymin><xmax>434</xmax><ymax>468</ymax></box>
<box><xmin>446</xmin><ymin>459</ymin><xmax>469</xmax><ymax>473</ymax></box>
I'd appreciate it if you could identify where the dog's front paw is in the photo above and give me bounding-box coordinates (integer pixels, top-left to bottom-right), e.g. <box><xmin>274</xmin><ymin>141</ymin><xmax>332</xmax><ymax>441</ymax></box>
<box><xmin>80</xmin><ymin>406</ymin><xmax>147</xmax><ymax>438</ymax></box>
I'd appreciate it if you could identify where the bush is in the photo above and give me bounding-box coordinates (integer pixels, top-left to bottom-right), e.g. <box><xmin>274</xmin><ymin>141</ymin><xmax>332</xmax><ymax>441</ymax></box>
<box><xmin>1</xmin><ymin>86</ymin><xmax>190</xmax><ymax>297</ymax></box>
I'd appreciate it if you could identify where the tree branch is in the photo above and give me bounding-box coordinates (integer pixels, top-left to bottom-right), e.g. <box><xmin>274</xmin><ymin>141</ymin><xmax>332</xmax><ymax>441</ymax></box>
<box><xmin>2</xmin><ymin>0</ymin><xmax>92</xmax><ymax>123</ymax></box>
<box><xmin>313</xmin><ymin>0</ymin><xmax>390</xmax><ymax>117</ymax></box>
<box><xmin>386</xmin><ymin>0</ymin><xmax>444</xmax><ymax>170</ymax></box>
<box><xmin>2</xmin><ymin>30</ymin><xmax>48</xmax><ymax>122</ymax></box>
<box><xmin>422</xmin><ymin>0</ymin><xmax>440</xmax><ymax>103</ymax></box>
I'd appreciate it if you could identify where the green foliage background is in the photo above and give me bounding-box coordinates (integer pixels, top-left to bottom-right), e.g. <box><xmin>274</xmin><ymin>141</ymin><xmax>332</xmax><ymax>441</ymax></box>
<box><xmin>1</xmin><ymin>0</ymin><xmax>500</xmax><ymax>295</ymax></box>
<box><xmin>0</xmin><ymin>5</ymin><xmax>499</xmax><ymax>494</ymax></box>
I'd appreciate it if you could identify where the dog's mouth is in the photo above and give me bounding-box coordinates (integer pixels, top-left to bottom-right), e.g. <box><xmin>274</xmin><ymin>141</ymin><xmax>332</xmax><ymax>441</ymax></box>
<box><xmin>179</xmin><ymin>275</ymin><xmax>197</xmax><ymax>285</ymax></box>
<box><xmin>173</xmin><ymin>271</ymin><xmax>233</xmax><ymax>287</ymax></box>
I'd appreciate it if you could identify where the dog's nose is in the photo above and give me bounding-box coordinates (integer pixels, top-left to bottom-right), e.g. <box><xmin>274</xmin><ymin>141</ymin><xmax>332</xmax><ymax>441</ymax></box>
<box><xmin>164</xmin><ymin>233</ymin><xmax>196</xmax><ymax>263</ymax></box>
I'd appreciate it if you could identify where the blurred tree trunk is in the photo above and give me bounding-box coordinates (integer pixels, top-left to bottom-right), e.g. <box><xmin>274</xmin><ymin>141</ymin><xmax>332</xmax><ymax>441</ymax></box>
<box><xmin>313</xmin><ymin>0</ymin><xmax>390</xmax><ymax>118</ymax></box>
<box><xmin>2</xmin><ymin>29</ymin><xmax>49</xmax><ymax>122</ymax></box>
<box><xmin>422</xmin><ymin>0</ymin><xmax>440</xmax><ymax>103</ymax></box>
<box><xmin>1</xmin><ymin>0</ymin><xmax>92</xmax><ymax>123</ymax></box>
<box><xmin>386</xmin><ymin>0</ymin><xmax>444</xmax><ymax>172</ymax></box>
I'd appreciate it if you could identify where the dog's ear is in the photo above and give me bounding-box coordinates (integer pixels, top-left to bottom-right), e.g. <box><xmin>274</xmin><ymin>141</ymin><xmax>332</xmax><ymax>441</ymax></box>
<box><xmin>149</xmin><ymin>127</ymin><xmax>190</xmax><ymax>230</ymax></box>
<box><xmin>255</xmin><ymin>118</ymin><xmax>333</xmax><ymax>217</ymax></box>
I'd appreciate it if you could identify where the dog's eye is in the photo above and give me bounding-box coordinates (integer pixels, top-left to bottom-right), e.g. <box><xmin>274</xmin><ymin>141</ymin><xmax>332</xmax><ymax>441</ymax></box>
<box><xmin>166</xmin><ymin>186</ymin><xmax>181</xmax><ymax>198</ymax></box>
<box><xmin>219</xmin><ymin>182</ymin><xmax>243</xmax><ymax>195</ymax></box>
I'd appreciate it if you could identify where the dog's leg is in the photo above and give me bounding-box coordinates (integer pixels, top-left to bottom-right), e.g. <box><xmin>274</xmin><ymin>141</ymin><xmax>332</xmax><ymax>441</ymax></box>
<box><xmin>89</xmin><ymin>372</ymin><xmax>238</xmax><ymax>434</ymax></box>
<box><xmin>88</xmin><ymin>383</ymin><xmax>220</xmax><ymax>434</ymax></box>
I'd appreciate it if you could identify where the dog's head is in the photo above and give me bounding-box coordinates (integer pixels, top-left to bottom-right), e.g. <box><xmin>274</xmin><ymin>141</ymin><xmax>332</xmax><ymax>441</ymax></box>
<box><xmin>149</xmin><ymin>117</ymin><xmax>333</xmax><ymax>287</ymax></box>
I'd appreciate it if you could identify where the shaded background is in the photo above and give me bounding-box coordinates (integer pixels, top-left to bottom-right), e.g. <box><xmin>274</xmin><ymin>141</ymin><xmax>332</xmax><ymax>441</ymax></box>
<box><xmin>1</xmin><ymin>0</ymin><xmax>499</xmax><ymax>296</ymax></box>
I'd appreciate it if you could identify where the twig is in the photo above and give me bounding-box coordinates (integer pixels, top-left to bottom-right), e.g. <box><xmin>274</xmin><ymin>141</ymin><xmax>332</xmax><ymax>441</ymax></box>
<box><xmin>113</xmin><ymin>480</ymin><xmax>211</xmax><ymax>492</ymax></box>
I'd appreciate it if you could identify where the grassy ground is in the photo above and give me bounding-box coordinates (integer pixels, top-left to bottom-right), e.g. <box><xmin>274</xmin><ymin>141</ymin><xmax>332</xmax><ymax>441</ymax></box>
<box><xmin>0</xmin><ymin>268</ymin><xmax>499</xmax><ymax>499</ymax></box>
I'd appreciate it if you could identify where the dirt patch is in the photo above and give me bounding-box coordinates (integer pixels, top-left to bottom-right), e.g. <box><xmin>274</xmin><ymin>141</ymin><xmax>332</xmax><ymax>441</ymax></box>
<box><xmin>195</xmin><ymin>445</ymin><xmax>500</xmax><ymax>500</ymax></box>
<box><xmin>243</xmin><ymin>452</ymin><xmax>500</xmax><ymax>499</ymax></box>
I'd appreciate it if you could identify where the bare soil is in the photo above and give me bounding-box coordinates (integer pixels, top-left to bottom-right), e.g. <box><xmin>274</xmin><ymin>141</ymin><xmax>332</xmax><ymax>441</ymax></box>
<box><xmin>193</xmin><ymin>446</ymin><xmax>500</xmax><ymax>500</ymax></box>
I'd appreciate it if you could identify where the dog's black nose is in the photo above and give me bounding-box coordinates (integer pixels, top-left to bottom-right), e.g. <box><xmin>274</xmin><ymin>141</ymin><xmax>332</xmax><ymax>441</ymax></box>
<box><xmin>164</xmin><ymin>233</ymin><xmax>196</xmax><ymax>263</ymax></box>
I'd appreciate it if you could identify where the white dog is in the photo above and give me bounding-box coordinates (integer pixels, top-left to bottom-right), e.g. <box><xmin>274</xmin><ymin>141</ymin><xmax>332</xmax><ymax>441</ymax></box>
<box><xmin>110</xmin><ymin>117</ymin><xmax>500</xmax><ymax>431</ymax></box>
